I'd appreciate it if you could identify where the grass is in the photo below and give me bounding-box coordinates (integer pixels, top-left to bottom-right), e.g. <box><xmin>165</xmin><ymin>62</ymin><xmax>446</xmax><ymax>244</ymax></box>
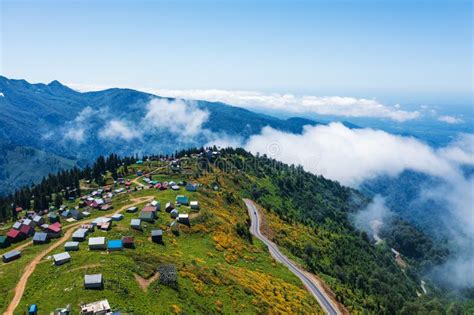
<box><xmin>6</xmin><ymin>169</ymin><xmax>321</xmax><ymax>314</ymax></box>
<box><xmin>0</xmin><ymin>242</ymin><xmax>47</xmax><ymax>311</ymax></box>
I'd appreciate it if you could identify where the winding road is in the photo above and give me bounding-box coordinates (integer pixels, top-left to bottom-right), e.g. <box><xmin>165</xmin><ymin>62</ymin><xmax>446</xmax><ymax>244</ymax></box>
<box><xmin>243</xmin><ymin>199</ymin><xmax>340</xmax><ymax>315</ymax></box>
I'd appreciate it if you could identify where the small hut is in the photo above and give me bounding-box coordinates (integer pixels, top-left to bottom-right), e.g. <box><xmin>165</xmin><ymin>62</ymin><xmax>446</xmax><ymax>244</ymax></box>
<box><xmin>53</xmin><ymin>252</ymin><xmax>71</xmax><ymax>266</ymax></box>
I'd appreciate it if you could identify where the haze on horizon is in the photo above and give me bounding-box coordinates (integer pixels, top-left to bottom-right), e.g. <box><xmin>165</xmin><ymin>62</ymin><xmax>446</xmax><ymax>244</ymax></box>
<box><xmin>0</xmin><ymin>0</ymin><xmax>472</xmax><ymax>107</ymax></box>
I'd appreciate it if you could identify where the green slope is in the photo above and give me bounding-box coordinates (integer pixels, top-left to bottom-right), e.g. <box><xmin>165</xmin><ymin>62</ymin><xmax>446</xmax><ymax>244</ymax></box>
<box><xmin>1</xmin><ymin>149</ymin><xmax>471</xmax><ymax>314</ymax></box>
<box><xmin>0</xmin><ymin>144</ymin><xmax>79</xmax><ymax>196</ymax></box>
<box><xmin>8</xmin><ymin>170</ymin><xmax>320</xmax><ymax>314</ymax></box>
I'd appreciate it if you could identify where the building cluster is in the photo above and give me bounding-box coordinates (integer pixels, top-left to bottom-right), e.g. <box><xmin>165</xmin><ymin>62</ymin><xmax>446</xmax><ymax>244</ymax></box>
<box><xmin>1</xmin><ymin>184</ymin><xmax>127</xmax><ymax>263</ymax></box>
<box><xmin>2</xmin><ymin>168</ymin><xmax>202</xmax><ymax>315</ymax></box>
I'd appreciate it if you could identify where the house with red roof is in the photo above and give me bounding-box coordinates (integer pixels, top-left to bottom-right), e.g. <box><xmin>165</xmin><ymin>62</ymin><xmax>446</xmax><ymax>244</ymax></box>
<box><xmin>142</xmin><ymin>205</ymin><xmax>157</xmax><ymax>212</ymax></box>
<box><xmin>47</xmin><ymin>222</ymin><xmax>62</xmax><ymax>238</ymax></box>
<box><xmin>20</xmin><ymin>224</ymin><xmax>34</xmax><ymax>237</ymax></box>
<box><xmin>7</xmin><ymin>229</ymin><xmax>24</xmax><ymax>243</ymax></box>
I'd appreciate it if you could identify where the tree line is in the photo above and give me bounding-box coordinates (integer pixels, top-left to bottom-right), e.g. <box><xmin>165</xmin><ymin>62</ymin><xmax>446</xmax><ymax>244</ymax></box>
<box><xmin>0</xmin><ymin>153</ymin><xmax>139</xmax><ymax>222</ymax></box>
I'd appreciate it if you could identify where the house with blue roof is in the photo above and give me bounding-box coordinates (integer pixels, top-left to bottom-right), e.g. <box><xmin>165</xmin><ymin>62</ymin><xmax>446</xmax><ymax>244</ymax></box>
<box><xmin>3</xmin><ymin>249</ymin><xmax>21</xmax><ymax>263</ymax></box>
<box><xmin>28</xmin><ymin>304</ymin><xmax>38</xmax><ymax>315</ymax></box>
<box><xmin>33</xmin><ymin>232</ymin><xmax>49</xmax><ymax>245</ymax></box>
<box><xmin>108</xmin><ymin>239</ymin><xmax>123</xmax><ymax>251</ymax></box>
<box><xmin>185</xmin><ymin>183</ymin><xmax>197</xmax><ymax>192</ymax></box>
<box><xmin>176</xmin><ymin>195</ymin><xmax>189</xmax><ymax>205</ymax></box>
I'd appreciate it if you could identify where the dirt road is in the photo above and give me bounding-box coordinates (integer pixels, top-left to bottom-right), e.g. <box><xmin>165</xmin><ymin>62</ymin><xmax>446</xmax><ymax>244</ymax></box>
<box><xmin>4</xmin><ymin>196</ymin><xmax>153</xmax><ymax>315</ymax></box>
<box><xmin>131</xmin><ymin>166</ymin><xmax>165</xmax><ymax>187</ymax></box>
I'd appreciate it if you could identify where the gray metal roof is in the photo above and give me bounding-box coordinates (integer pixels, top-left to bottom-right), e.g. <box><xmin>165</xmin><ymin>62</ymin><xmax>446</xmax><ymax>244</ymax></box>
<box><xmin>3</xmin><ymin>250</ymin><xmax>21</xmax><ymax>260</ymax></box>
<box><xmin>53</xmin><ymin>252</ymin><xmax>71</xmax><ymax>262</ymax></box>
<box><xmin>151</xmin><ymin>229</ymin><xmax>163</xmax><ymax>236</ymax></box>
<box><xmin>33</xmin><ymin>232</ymin><xmax>48</xmax><ymax>241</ymax></box>
<box><xmin>65</xmin><ymin>241</ymin><xmax>79</xmax><ymax>248</ymax></box>
<box><xmin>131</xmin><ymin>219</ymin><xmax>141</xmax><ymax>226</ymax></box>
<box><xmin>72</xmin><ymin>228</ymin><xmax>88</xmax><ymax>238</ymax></box>
<box><xmin>88</xmin><ymin>237</ymin><xmax>105</xmax><ymax>245</ymax></box>
<box><xmin>84</xmin><ymin>274</ymin><xmax>102</xmax><ymax>284</ymax></box>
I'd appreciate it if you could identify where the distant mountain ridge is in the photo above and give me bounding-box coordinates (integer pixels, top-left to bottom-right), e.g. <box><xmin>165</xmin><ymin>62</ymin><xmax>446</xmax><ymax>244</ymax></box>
<box><xmin>0</xmin><ymin>76</ymin><xmax>322</xmax><ymax>194</ymax></box>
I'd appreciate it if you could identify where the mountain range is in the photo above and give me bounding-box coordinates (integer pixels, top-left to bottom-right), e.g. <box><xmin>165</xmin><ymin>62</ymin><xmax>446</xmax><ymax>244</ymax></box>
<box><xmin>0</xmin><ymin>76</ymin><xmax>324</xmax><ymax>195</ymax></box>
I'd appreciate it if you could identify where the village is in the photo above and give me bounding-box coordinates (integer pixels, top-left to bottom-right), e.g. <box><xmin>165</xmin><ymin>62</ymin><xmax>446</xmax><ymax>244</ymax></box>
<box><xmin>0</xmin><ymin>157</ymin><xmax>203</xmax><ymax>315</ymax></box>
<box><xmin>0</xmin><ymin>149</ymin><xmax>325</xmax><ymax>315</ymax></box>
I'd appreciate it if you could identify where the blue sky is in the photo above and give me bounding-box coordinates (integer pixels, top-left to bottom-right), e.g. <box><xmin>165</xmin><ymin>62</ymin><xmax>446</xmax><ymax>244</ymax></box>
<box><xmin>0</xmin><ymin>0</ymin><xmax>472</xmax><ymax>105</ymax></box>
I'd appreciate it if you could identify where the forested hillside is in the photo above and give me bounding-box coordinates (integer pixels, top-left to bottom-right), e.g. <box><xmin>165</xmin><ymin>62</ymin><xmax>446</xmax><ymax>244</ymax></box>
<box><xmin>204</xmin><ymin>148</ymin><xmax>472</xmax><ymax>314</ymax></box>
<box><xmin>0</xmin><ymin>148</ymin><xmax>471</xmax><ymax>314</ymax></box>
<box><xmin>0</xmin><ymin>76</ymin><xmax>320</xmax><ymax>195</ymax></box>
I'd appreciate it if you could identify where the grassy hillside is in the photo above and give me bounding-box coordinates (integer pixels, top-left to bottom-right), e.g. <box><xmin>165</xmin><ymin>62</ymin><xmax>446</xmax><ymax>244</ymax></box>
<box><xmin>1</xmin><ymin>149</ymin><xmax>471</xmax><ymax>314</ymax></box>
<box><xmin>208</xmin><ymin>148</ymin><xmax>471</xmax><ymax>314</ymax></box>
<box><xmin>5</xmin><ymin>168</ymin><xmax>320</xmax><ymax>314</ymax></box>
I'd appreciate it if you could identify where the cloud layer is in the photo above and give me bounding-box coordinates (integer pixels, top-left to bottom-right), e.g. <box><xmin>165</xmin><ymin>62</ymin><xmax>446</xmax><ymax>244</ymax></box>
<box><xmin>244</xmin><ymin>123</ymin><xmax>463</xmax><ymax>186</ymax></box>
<box><xmin>236</xmin><ymin>123</ymin><xmax>474</xmax><ymax>288</ymax></box>
<box><xmin>438</xmin><ymin>115</ymin><xmax>464</xmax><ymax>124</ymax></box>
<box><xmin>63</xmin><ymin>106</ymin><xmax>98</xmax><ymax>143</ymax></box>
<box><xmin>352</xmin><ymin>195</ymin><xmax>393</xmax><ymax>244</ymax></box>
<box><xmin>99</xmin><ymin>119</ymin><xmax>141</xmax><ymax>141</ymax></box>
<box><xmin>153</xmin><ymin>89</ymin><xmax>420</xmax><ymax>122</ymax></box>
<box><xmin>144</xmin><ymin>98</ymin><xmax>209</xmax><ymax>137</ymax></box>
<box><xmin>63</xmin><ymin>98</ymin><xmax>210</xmax><ymax>143</ymax></box>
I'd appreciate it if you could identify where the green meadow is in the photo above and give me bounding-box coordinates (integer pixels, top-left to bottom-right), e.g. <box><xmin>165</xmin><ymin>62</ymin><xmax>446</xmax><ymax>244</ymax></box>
<box><xmin>8</xmin><ymin>169</ymin><xmax>319</xmax><ymax>314</ymax></box>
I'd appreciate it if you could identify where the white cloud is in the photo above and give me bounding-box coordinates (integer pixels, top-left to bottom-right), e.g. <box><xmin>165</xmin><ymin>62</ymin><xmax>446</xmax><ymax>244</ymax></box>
<box><xmin>152</xmin><ymin>89</ymin><xmax>421</xmax><ymax>122</ymax></box>
<box><xmin>438</xmin><ymin>134</ymin><xmax>474</xmax><ymax>165</ymax></box>
<box><xmin>203</xmin><ymin>131</ymin><xmax>244</xmax><ymax>148</ymax></box>
<box><xmin>74</xmin><ymin>106</ymin><xmax>96</xmax><ymax>123</ymax></box>
<box><xmin>244</xmin><ymin>123</ymin><xmax>459</xmax><ymax>186</ymax></box>
<box><xmin>0</xmin><ymin>92</ymin><xmax>4</xmax><ymax>97</ymax></box>
<box><xmin>62</xmin><ymin>107</ymin><xmax>98</xmax><ymax>143</ymax></box>
<box><xmin>41</xmin><ymin>131</ymin><xmax>54</xmax><ymax>140</ymax></box>
<box><xmin>241</xmin><ymin>123</ymin><xmax>474</xmax><ymax>288</ymax></box>
<box><xmin>68</xmin><ymin>83</ymin><xmax>421</xmax><ymax>122</ymax></box>
<box><xmin>143</xmin><ymin>98</ymin><xmax>209</xmax><ymax>137</ymax></box>
<box><xmin>438</xmin><ymin>115</ymin><xmax>464</xmax><ymax>124</ymax></box>
<box><xmin>64</xmin><ymin>127</ymin><xmax>86</xmax><ymax>143</ymax></box>
<box><xmin>99</xmin><ymin>119</ymin><xmax>142</xmax><ymax>141</ymax></box>
<box><xmin>353</xmin><ymin>196</ymin><xmax>393</xmax><ymax>243</ymax></box>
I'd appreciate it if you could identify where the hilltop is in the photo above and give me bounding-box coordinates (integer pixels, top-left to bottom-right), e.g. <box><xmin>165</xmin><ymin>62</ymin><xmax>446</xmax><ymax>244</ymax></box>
<box><xmin>0</xmin><ymin>76</ymin><xmax>320</xmax><ymax>195</ymax></box>
<box><xmin>0</xmin><ymin>148</ymin><xmax>470</xmax><ymax>314</ymax></box>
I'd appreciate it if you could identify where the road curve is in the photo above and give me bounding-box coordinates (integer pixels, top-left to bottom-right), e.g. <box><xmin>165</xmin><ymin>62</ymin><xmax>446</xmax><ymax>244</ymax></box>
<box><xmin>243</xmin><ymin>199</ymin><xmax>340</xmax><ymax>315</ymax></box>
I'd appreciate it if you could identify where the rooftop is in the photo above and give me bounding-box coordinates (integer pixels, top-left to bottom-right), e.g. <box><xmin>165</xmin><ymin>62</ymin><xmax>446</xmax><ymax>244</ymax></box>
<box><xmin>81</xmin><ymin>299</ymin><xmax>110</xmax><ymax>313</ymax></box>
<box><xmin>84</xmin><ymin>274</ymin><xmax>103</xmax><ymax>284</ymax></box>
<box><xmin>130</xmin><ymin>219</ymin><xmax>141</xmax><ymax>225</ymax></box>
<box><xmin>88</xmin><ymin>237</ymin><xmax>106</xmax><ymax>245</ymax></box>
<box><xmin>108</xmin><ymin>239</ymin><xmax>123</xmax><ymax>249</ymax></box>
<box><xmin>3</xmin><ymin>250</ymin><xmax>21</xmax><ymax>259</ymax></box>
<box><xmin>151</xmin><ymin>229</ymin><xmax>163</xmax><ymax>236</ymax></box>
<box><xmin>33</xmin><ymin>232</ymin><xmax>48</xmax><ymax>241</ymax></box>
<box><xmin>53</xmin><ymin>252</ymin><xmax>71</xmax><ymax>262</ymax></box>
